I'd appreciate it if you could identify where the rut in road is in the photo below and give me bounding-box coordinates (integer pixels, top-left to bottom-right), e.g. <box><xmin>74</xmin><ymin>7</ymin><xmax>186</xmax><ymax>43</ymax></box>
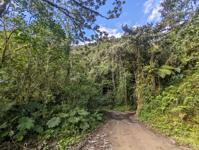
<box><xmin>81</xmin><ymin>111</ymin><xmax>191</xmax><ymax>150</ymax></box>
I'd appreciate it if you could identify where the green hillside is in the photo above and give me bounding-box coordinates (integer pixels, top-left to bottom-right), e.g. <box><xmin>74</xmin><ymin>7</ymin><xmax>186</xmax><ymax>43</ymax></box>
<box><xmin>140</xmin><ymin>65</ymin><xmax>199</xmax><ymax>149</ymax></box>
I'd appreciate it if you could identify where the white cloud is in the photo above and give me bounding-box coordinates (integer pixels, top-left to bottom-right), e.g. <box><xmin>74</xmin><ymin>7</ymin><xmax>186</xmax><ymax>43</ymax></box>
<box><xmin>148</xmin><ymin>4</ymin><xmax>162</xmax><ymax>21</ymax></box>
<box><xmin>144</xmin><ymin>0</ymin><xmax>162</xmax><ymax>22</ymax></box>
<box><xmin>77</xmin><ymin>40</ymin><xmax>96</xmax><ymax>46</ymax></box>
<box><xmin>99</xmin><ymin>26</ymin><xmax>123</xmax><ymax>38</ymax></box>
<box><xmin>132</xmin><ymin>24</ymin><xmax>141</xmax><ymax>28</ymax></box>
<box><xmin>73</xmin><ymin>26</ymin><xmax>122</xmax><ymax>46</ymax></box>
<box><xmin>144</xmin><ymin>0</ymin><xmax>154</xmax><ymax>14</ymax></box>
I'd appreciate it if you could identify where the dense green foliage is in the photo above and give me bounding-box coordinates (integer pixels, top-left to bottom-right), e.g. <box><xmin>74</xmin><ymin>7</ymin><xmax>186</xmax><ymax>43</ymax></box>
<box><xmin>0</xmin><ymin>17</ymin><xmax>103</xmax><ymax>149</ymax></box>
<box><xmin>139</xmin><ymin>12</ymin><xmax>199</xmax><ymax>149</ymax></box>
<box><xmin>0</xmin><ymin>0</ymin><xmax>125</xmax><ymax>41</ymax></box>
<box><xmin>73</xmin><ymin>39</ymin><xmax>135</xmax><ymax>108</ymax></box>
<box><xmin>0</xmin><ymin>0</ymin><xmax>199</xmax><ymax>149</ymax></box>
<box><xmin>140</xmin><ymin>66</ymin><xmax>199</xmax><ymax>149</ymax></box>
<box><xmin>72</xmin><ymin>6</ymin><xmax>199</xmax><ymax>149</ymax></box>
<box><xmin>0</xmin><ymin>0</ymin><xmax>125</xmax><ymax>148</ymax></box>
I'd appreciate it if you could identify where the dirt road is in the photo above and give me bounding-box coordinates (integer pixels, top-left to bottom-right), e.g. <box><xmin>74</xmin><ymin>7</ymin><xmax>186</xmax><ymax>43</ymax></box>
<box><xmin>82</xmin><ymin>111</ymin><xmax>191</xmax><ymax>150</ymax></box>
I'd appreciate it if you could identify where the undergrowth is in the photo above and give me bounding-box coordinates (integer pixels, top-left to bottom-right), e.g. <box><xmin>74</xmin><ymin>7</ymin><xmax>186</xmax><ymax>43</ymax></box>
<box><xmin>139</xmin><ymin>65</ymin><xmax>199</xmax><ymax>149</ymax></box>
<box><xmin>0</xmin><ymin>105</ymin><xmax>103</xmax><ymax>149</ymax></box>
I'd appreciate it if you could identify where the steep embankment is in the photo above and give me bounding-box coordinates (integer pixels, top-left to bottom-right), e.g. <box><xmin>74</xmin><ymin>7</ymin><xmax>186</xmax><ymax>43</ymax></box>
<box><xmin>139</xmin><ymin>65</ymin><xmax>199</xmax><ymax>149</ymax></box>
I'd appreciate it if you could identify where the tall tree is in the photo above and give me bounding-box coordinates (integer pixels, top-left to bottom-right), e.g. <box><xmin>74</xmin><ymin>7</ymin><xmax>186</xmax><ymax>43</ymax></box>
<box><xmin>160</xmin><ymin>0</ymin><xmax>199</xmax><ymax>30</ymax></box>
<box><xmin>0</xmin><ymin>0</ymin><xmax>125</xmax><ymax>41</ymax></box>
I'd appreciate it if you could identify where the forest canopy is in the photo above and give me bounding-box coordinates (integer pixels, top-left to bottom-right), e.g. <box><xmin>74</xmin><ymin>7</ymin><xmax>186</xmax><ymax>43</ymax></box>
<box><xmin>0</xmin><ymin>0</ymin><xmax>125</xmax><ymax>41</ymax></box>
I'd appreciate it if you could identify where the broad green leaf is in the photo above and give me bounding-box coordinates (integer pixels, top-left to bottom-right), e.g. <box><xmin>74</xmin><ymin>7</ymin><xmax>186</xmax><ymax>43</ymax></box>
<box><xmin>80</xmin><ymin>122</ymin><xmax>90</xmax><ymax>130</ymax></box>
<box><xmin>34</xmin><ymin>125</ymin><xmax>43</xmax><ymax>133</ymax></box>
<box><xmin>47</xmin><ymin>117</ymin><xmax>61</xmax><ymax>128</ymax></box>
<box><xmin>17</xmin><ymin>117</ymin><xmax>34</xmax><ymax>131</ymax></box>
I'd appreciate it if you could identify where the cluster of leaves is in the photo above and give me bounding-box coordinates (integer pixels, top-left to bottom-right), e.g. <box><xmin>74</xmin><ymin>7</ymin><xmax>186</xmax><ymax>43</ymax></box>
<box><xmin>0</xmin><ymin>101</ymin><xmax>102</xmax><ymax>146</ymax></box>
<box><xmin>0</xmin><ymin>0</ymin><xmax>199</xmax><ymax>149</ymax></box>
<box><xmin>73</xmin><ymin>39</ymin><xmax>135</xmax><ymax>109</ymax></box>
<box><xmin>0</xmin><ymin>15</ymin><xmax>103</xmax><ymax>148</ymax></box>
<box><xmin>138</xmin><ymin>7</ymin><xmax>199</xmax><ymax>149</ymax></box>
<box><xmin>73</xmin><ymin>5</ymin><xmax>199</xmax><ymax>113</ymax></box>
<box><xmin>0</xmin><ymin>0</ymin><xmax>125</xmax><ymax>42</ymax></box>
<box><xmin>72</xmin><ymin>2</ymin><xmax>199</xmax><ymax>148</ymax></box>
<box><xmin>139</xmin><ymin>65</ymin><xmax>199</xmax><ymax>149</ymax></box>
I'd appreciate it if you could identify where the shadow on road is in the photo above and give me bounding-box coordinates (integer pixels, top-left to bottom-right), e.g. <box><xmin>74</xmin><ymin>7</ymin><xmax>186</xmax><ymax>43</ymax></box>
<box><xmin>104</xmin><ymin>111</ymin><xmax>138</xmax><ymax>123</ymax></box>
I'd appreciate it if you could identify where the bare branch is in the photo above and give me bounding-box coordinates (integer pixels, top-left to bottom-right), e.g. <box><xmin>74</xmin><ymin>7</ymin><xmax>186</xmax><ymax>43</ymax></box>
<box><xmin>71</xmin><ymin>0</ymin><xmax>109</xmax><ymax>19</ymax></box>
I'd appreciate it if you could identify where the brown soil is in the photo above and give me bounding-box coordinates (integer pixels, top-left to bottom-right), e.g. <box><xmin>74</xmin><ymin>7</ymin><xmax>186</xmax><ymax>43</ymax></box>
<box><xmin>81</xmin><ymin>111</ymin><xmax>191</xmax><ymax>150</ymax></box>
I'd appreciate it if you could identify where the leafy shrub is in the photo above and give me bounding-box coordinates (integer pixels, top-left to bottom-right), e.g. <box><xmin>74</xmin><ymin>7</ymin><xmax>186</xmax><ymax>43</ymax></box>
<box><xmin>47</xmin><ymin>117</ymin><xmax>61</xmax><ymax>128</ymax></box>
<box><xmin>0</xmin><ymin>101</ymin><xmax>102</xmax><ymax>144</ymax></box>
<box><xmin>139</xmin><ymin>67</ymin><xmax>199</xmax><ymax>149</ymax></box>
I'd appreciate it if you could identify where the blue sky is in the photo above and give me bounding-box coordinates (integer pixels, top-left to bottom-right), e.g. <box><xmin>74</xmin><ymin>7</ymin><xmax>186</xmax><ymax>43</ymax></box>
<box><xmin>95</xmin><ymin>0</ymin><xmax>162</xmax><ymax>37</ymax></box>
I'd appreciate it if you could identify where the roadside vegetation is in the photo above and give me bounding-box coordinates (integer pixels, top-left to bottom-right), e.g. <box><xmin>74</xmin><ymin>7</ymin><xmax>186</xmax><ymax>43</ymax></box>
<box><xmin>0</xmin><ymin>0</ymin><xmax>199</xmax><ymax>149</ymax></box>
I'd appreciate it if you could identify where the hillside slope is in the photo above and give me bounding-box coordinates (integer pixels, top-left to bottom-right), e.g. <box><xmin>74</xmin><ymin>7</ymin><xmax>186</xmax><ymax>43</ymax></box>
<box><xmin>139</xmin><ymin>64</ymin><xmax>199</xmax><ymax>149</ymax></box>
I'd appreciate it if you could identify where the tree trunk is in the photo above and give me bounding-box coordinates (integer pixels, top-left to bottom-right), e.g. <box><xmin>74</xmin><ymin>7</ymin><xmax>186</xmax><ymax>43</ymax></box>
<box><xmin>135</xmin><ymin>48</ymin><xmax>143</xmax><ymax>115</ymax></box>
<box><xmin>111</xmin><ymin>57</ymin><xmax>116</xmax><ymax>104</ymax></box>
<box><xmin>135</xmin><ymin>72</ymin><xmax>144</xmax><ymax>115</ymax></box>
<box><xmin>124</xmin><ymin>73</ymin><xmax>128</xmax><ymax>108</ymax></box>
<box><xmin>150</xmin><ymin>52</ymin><xmax>156</xmax><ymax>92</ymax></box>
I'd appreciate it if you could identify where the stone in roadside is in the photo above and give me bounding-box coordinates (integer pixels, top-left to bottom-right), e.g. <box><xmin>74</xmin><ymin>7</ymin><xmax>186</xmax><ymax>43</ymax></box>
<box><xmin>89</xmin><ymin>140</ymin><xmax>97</xmax><ymax>144</ymax></box>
